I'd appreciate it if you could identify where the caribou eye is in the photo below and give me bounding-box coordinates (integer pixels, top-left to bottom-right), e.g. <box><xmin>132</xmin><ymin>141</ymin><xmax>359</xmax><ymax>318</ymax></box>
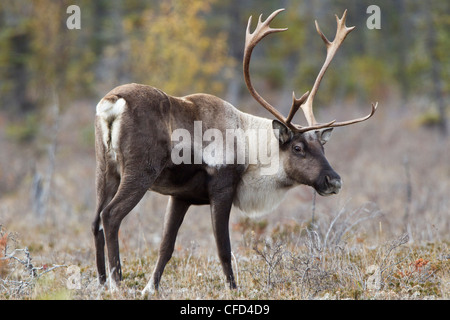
<box><xmin>292</xmin><ymin>144</ymin><xmax>305</xmax><ymax>156</ymax></box>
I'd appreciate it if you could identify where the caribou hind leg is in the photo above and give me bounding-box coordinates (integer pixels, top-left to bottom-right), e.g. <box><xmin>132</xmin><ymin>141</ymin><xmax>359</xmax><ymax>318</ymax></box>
<box><xmin>92</xmin><ymin>119</ymin><xmax>121</xmax><ymax>286</ymax></box>
<box><xmin>100</xmin><ymin>173</ymin><xmax>150</xmax><ymax>288</ymax></box>
<box><xmin>92</xmin><ymin>173</ymin><xmax>120</xmax><ymax>285</ymax></box>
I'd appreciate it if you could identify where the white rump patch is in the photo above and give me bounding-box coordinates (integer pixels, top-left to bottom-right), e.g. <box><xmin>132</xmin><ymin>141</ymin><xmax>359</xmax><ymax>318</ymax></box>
<box><xmin>96</xmin><ymin>97</ymin><xmax>126</xmax><ymax>118</ymax></box>
<box><xmin>96</xmin><ymin>97</ymin><xmax>126</xmax><ymax>161</ymax></box>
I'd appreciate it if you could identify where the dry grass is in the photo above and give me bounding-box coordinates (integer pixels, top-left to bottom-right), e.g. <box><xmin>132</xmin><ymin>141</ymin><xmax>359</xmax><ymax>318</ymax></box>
<box><xmin>0</xmin><ymin>96</ymin><xmax>449</xmax><ymax>300</ymax></box>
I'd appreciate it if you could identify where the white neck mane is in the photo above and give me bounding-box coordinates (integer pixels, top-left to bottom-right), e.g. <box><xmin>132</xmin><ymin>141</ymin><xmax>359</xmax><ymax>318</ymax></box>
<box><xmin>232</xmin><ymin>112</ymin><xmax>295</xmax><ymax>217</ymax></box>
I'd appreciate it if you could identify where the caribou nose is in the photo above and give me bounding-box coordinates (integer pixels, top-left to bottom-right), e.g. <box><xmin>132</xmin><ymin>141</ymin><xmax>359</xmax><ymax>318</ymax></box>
<box><xmin>325</xmin><ymin>175</ymin><xmax>342</xmax><ymax>194</ymax></box>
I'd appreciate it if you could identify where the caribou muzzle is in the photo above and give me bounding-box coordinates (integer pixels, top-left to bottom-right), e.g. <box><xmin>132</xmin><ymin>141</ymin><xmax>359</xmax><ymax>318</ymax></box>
<box><xmin>315</xmin><ymin>172</ymin><xmax>342</xmax><ymax>196</ymax></box>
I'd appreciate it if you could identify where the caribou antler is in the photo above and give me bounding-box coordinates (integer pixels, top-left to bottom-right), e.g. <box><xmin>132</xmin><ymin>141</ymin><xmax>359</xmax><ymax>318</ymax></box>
<box><xmin>243</xmin><ymin>9</ymin><xmax>290</xmax><ymax>126</ymax></box>
<box><xmin>243</xmin><ymin>9</ymin><xmax>377</xmax><ymax>134</ymax></box>
<box><xmin>296</xmin><ymin>9</ymin><xmax>377</xmax><ymax>132</ymax></box>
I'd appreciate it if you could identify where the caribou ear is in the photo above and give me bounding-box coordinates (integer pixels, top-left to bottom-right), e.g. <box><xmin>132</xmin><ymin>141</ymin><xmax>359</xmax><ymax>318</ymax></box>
<box><xmin>272</xmin><ymin>120</ymin><xmax>293</xmax><ymax>145</ymax></box>
<box><xmin>317</xmin><ymin>128</ymin><xmax>333</xmax><ymax>145</ymax></box>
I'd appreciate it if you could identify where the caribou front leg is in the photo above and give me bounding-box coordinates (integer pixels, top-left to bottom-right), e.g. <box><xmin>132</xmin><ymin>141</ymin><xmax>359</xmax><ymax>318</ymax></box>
<box><xmin>209</xmin><ymin>187</ymin><xmax>237</xmax><ymax>289</ymax></box>
<box><xmin>142</xmin><ymin>197</ymin><xmax>190</xmax><ymax>295</ymax></box>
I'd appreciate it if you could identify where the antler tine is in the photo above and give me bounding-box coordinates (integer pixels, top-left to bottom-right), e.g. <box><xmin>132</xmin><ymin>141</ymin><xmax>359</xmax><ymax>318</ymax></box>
<box><xmin>243</xmin><ymin>9</ymin><xmax>288</xmax><ymax>125</ymax></box>
<box><xmin>245</xmin><ymin>8</ymin><xmax>288</xmax><ymax>49</ymax></box>
<box><xmin>327</xmin><ymin>102</ymin><xmax>378</xmax><ymax>128</ymax></box>
<box><xmin>315</xmin><ymin>9</ymin><xmax>355</xmax><ymax>49</ymax></box>
<box><xmin>286</xmin><ymin>91</ymin><xmax>309</xmax><ymax>124</ymax></box>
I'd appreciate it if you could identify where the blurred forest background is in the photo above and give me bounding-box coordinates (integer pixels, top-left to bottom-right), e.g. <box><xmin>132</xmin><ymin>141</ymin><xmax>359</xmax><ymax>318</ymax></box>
<box><xmin>0</xmin><ymin>0</ymin><xmax>448</xmax><ymax>195</ymax></box>
<box><xmin>0</xmin><ymin>0</ymin><xmax>449</xmax><ymax>299</ymax></box>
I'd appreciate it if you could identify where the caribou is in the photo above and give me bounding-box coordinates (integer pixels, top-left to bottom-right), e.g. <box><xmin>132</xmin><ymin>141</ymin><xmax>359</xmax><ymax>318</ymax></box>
<box><xmin>92</xmin><ymin>9</ymin><xmax>377</xmax><ymax>294</ymax></box>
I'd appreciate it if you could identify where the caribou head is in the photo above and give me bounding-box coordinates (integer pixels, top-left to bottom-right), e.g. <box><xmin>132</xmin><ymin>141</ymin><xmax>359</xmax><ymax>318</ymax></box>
<box><xmin>243</xmin><ymin>9</ymin><xmax>377</xmax><ymax>196</ymax></box>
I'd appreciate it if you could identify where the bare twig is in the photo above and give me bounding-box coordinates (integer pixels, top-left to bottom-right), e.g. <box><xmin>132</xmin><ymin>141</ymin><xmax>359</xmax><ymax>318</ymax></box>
<box><xmin>403</xmin><ymin>156</ymin><xmax>412</xmax><ymax>222</ymax></box>
<box><xmin>311</xmin><ymin>190</ymin><xmax>317</xmax><ymax>227</ymax></box>
<box><xmin>252</xmin><ymin>238</ymin><xmax>286</xmax><ymax>288</ymax></box>
<box><xmin>0</xmin><ymin>246</ymin><xmax>67</xmax><ymax>297</ymax></box>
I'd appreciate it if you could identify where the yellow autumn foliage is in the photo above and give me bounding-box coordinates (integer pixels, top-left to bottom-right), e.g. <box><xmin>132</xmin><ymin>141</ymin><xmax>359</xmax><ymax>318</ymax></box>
<box><xmin>126</xmin><ymin>0</ymin><xmax>234</xmax><ymax>97</ymax></box>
